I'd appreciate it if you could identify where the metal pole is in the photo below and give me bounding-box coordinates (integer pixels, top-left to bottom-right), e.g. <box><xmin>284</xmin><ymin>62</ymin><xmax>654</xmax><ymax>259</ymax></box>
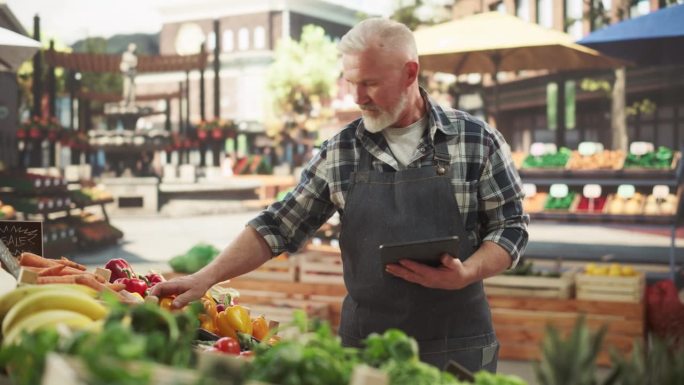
<box><xmin>213</xmin><ymin>19</ymin><xmax>221</xmax><ymax>119</ymax></box>
<box><xmin>32</xmin><ymin>15</ymin><xmax>42</xmax><ymax>118</ymax></box>
<box><xmin>199</xmin><ymin>44</ymin><xmax>206</xmax><ymax>122</ymax></box>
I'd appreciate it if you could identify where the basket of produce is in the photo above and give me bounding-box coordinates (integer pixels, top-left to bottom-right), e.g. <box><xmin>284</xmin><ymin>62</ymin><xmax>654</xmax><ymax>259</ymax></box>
<box><xmin>484</xmin><ymin>259</ymin><xmax>574</xmax><ymax>299</ymax></box>
<box><xmin>566</xmin><ymin>149</ymin><xmax>625</xmax><ymax>170</ymax></box>
<box><xmin>623</xmin><ymin>146</ymin><xmax>679</xmax><ymax>170</ymax></box>
<box><xmin>521</xmin><ymin>147</ymin><xmax>571</xmax><ymax>169</ymax></box>
<box><xmin>576</xmin><ymin>263</ymin><xmax>644</xmax><ymax>302</ymax></box>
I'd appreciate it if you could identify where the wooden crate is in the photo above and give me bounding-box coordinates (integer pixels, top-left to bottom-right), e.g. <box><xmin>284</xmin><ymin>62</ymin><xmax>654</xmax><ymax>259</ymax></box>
<box><xmin>244</xmin><ymin>297</ymin><xmax>329</xmax><ymax>325</ymax></box>
<box><xmin>227</xmin><ymin>278</ymin><xmax>347</xmax><ymax>330</ymax></box>
<box><xmin>575</xmin><ymin>273</ymin><xmax>644</xmax><ymax>303</ymax></box>
<box><xmin>490</xmin><ymin>296</ymin><xmax>645</xmax><ymax>366</ymax></box>
<box><xmin>298</xmin><ymin>251</ymin><xmax>344</xmax><ymax>285</ymax></box>
<box><xmin>484</xmin><ymin>272</ymin><xmax>575</xmax><ymax>299</ymax></box>
<box><xmin>241</xmin><ymin>254</ymin><xmax>298</xmax><ymax>282</ymax></box>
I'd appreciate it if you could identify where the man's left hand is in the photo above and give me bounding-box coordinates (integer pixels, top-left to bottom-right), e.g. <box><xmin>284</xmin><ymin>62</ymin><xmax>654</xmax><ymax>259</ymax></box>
<box><xmin>385</xmin><ymin>254</ymin><xmax>474</xmax><ymax>290</ymax></box>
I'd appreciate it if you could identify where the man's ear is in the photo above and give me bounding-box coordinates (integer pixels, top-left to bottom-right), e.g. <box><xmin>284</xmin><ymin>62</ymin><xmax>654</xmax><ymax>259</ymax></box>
<box><xmin>404</xmin><ymin>61</ymin><xmax>419</xmax><ymax>86</ymax></box>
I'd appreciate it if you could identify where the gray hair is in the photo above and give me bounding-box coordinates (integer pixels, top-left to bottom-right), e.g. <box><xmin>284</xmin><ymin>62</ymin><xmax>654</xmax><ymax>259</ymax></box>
<box><xmin>338</xmin><ymin>18</ymin><xmax>418</xmax><ymax>62</ymax></box>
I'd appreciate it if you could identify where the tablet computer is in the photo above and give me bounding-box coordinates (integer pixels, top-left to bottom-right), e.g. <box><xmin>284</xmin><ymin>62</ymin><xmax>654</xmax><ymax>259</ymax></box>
<box><xmin>379</xmin><ymin>235</ymin><xmax>460</xmax><ymax>267</ymax></box>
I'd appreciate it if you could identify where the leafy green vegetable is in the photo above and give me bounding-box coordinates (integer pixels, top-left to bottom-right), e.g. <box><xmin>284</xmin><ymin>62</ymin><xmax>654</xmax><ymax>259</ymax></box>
<box><xmin>0</xmin><ymin>329</ymin><xmax>61</xmax><ymax>385</ymax></box>
<box><xmin>362</xmin><ymin>328</ymin><xmax>419</xmax><ymax>367</ymax></box>
<box><xmin>170</xmin><ymin>243</ymin><xmax>220</xmax><ymax>273</ymax></box>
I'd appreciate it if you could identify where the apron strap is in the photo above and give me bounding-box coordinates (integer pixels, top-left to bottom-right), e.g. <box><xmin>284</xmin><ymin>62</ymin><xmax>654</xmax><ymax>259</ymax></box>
<box><xmin>359</xmin><ymin>141</ymin><xmax>373</xmax><ymax>171</ymax></box>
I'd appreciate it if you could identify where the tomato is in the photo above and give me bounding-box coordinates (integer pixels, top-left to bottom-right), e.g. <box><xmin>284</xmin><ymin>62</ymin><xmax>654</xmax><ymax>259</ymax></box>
<box><xmin>214</xmin><ymin>337</ymin><xmax>241</xmax><ymax>355</ymax></box>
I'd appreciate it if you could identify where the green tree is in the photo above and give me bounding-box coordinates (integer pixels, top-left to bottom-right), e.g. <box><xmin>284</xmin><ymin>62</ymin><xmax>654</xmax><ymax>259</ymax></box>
<box><xmin>266</xmin><ymin>24</ymin><xmax>339</xmax><ymax>133</ymax></box>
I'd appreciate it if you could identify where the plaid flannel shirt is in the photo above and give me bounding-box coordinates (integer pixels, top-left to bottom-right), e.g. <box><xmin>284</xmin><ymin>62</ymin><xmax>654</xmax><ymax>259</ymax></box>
<box><xmin>249</xmin><ymin>89</ymin><xmax>529</xmax><ymax>266</ymax></box>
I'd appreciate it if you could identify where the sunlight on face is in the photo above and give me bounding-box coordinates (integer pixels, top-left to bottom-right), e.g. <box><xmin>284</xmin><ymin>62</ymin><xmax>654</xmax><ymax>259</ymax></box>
<box><xmin>342</xmin><ymin>50</ymin><xmax>407</xmax><ymax>133</ymax></box>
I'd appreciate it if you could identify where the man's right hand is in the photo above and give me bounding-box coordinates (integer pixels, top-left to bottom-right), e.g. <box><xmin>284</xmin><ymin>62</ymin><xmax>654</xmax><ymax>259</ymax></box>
<box><xmin>149</xmin><ymin>273</ymin><xmax>212</xmax><ymax>309</ymax></box>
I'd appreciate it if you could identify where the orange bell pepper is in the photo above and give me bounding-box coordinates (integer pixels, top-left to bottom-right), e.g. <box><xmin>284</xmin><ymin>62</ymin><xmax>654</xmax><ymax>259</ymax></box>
<box><xmin>199</xmin><ymin>313</ymin><xmax>219</xmax><ymax>334</ymax></box>
<box><xmin>159</xmin><ymin>297</ymin><xmax>174</xmax><ymax>311</ymax></box>
<box><xmin>251</xmin><ymin>315</ymin><xmax>269</xmax><ymax>341</ymax></box>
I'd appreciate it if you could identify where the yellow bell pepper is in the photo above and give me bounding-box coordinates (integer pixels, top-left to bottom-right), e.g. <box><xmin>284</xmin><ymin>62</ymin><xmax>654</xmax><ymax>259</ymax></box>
<box><xmin>217</xmin><ymin>305</ymin><xmax>252</xmax><ymax>337</ymax></box>
<box><xmin>201</xmin><ymin>297</ymin><xmax>218</xmax><ymax>319</ymax></box>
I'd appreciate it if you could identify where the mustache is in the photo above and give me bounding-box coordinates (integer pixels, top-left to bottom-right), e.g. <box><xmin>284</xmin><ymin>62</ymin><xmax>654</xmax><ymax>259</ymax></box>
<box><xmin>358</xmin><ymin>104</ymin><xmax>380</xmax><ymax>112</ymax></box>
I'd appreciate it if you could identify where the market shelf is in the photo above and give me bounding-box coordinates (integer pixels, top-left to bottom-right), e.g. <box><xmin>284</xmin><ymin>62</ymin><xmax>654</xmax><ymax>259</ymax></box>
<box><xmin>530</xmin><ymin>212</ymin><xmax>675</xmax><ymax>224</ymax></box>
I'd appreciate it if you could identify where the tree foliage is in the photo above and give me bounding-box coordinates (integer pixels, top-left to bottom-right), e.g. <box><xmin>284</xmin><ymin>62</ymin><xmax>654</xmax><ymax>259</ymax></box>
<box><xmin>267</xmin><ymin>24</ymin><xmax>339</xmax><ymax>119</ymax></box>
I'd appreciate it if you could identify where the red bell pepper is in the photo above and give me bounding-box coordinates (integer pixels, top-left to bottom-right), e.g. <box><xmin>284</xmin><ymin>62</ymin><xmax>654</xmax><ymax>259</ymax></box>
<box><xmin>104</xmin><ymin>258</ymin><xmax>136</xmax><ymax>283</ymax></box>
<box><xmin>115</xmin><ymin>276</ymin><xmax>149</xmax><ymax>297</ymax></box>
<box><xmin>143</xmin><ymin>272</ymin><xmax>164</xmax><ymax>287</ymax></box>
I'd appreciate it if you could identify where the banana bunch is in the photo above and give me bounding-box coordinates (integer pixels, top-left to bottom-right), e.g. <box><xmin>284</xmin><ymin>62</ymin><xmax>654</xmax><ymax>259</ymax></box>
<box><xmin>0</xmin><ymin>284</ymin><xmax>108</xmax><ymax>346</ymax></box>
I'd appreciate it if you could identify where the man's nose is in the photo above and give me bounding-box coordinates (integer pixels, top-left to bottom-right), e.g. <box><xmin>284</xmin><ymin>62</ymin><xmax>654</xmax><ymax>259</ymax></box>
<box><xmin>353</xmin><ymin>85</ymin><xmax>370</xmax><ymax>105</ymax></box>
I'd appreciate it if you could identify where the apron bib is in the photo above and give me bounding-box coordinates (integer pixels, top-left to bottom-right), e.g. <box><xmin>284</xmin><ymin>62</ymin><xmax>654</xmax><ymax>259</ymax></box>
<box><xmin>338</xmin><ymin>134</ymin><xmax>498</xmax><ymax>372</ymax></box>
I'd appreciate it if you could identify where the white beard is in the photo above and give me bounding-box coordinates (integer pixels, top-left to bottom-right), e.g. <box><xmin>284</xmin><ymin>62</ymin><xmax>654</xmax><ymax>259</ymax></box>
<box><xmin>360</xmin><ymin>93</ymin><xmax>408</xmax><ymax>133</ymax></box>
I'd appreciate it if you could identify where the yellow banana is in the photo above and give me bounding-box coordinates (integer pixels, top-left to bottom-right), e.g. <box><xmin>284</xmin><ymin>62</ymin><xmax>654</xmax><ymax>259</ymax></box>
<box><xmin>2</xmin><ymin>290</ymin><xmax>107</xmax><ymax>336</ymax></box>
<box><xmin>2</xmin><ymin>309</ymin><xmax>94</xmax><ymax>346</ymax></box>
<box><xmin>0</xmin><ymin>284</ymin><xmax>98</xmax><ymax>321</ymax></box>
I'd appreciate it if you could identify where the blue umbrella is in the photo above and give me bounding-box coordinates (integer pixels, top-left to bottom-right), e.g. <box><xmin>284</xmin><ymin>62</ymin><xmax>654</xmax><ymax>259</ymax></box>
<box><xmin>577</xmin><ymin>4</ymin><xmax>684</xmax><ymax>66</ymax></box>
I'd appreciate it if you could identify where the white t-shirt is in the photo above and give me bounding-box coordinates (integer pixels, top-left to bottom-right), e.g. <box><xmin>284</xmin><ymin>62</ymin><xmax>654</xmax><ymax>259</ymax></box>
<box><xmin>382</xmin><ymin>115</ymin><xmax>428</xmax><ymax>168</ymax></box>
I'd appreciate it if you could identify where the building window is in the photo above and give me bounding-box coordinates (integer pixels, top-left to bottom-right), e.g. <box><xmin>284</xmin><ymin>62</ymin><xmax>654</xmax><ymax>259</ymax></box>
<box><xmin>223</xmin><ymin>30</ymin><xmax>234</xmax><ymax>52</ymax></box>
<box><xmin>536</xmin><ymin>0</ymin><xmax>553</xmax><ymax>28</ymax></box>
<box><xmin>238</xmin><ymin>28</ymin><xmax>249</xmax><ymax>50</ymax></box>
<box><xmin>516</xmin><ymin>0</ymin><xmax>530</xmax><ymax>22</ymax></box>
<box><xmin>254</xmin><ymin>26</ymin><xmax>266</xmax><ymax>49</ymax></box>
<box><xmin>207</xmin><ymin>31</ymin><xmax>216</xmax><ymax>51</ymax></box>
<box><xmin>565</xmin><ymin>0</ymin><xmax>583</xmax><ymax>39</ymax></box>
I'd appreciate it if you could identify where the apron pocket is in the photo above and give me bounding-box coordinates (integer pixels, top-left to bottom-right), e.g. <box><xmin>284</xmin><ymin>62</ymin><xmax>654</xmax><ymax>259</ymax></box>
<box><xmin>418</xmin><ymin>333</ymin><xmax>499</xmax><ymax>372</ymax></box>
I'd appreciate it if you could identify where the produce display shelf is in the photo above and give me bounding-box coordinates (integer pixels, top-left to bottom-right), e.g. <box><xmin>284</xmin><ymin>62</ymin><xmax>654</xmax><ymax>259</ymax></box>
<box><xmin>530</xmin><ymin>212</ymin><xmax>675</xmax><ymax>224</ymax></box>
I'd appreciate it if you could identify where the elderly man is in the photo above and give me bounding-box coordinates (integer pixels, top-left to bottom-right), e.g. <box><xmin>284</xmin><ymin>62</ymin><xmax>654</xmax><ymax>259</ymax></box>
<box><xmin>152</xmin><ymin>18</ymin><xmax>528</xmax><ymax>372</ymax></box>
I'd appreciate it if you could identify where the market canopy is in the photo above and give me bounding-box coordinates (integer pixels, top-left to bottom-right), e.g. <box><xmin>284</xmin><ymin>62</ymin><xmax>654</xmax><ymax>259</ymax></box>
<box><xmin>414</xmin><ymin>12</ymin><xmax>625</xmax><ymax>75</ymax></box>
<box><xmin>577</xmin><ymin>4</ymin><xmax>684</xmax><ymax>66</ymax></box>
<box><xmin>0</xmin><ymin>26</ymin><xmax>40</xmax><ymax>71</ymax></box>
<box><xmin>44</xmin><ymin>50</ymin><xmax>208</xmax><ymax>73</ymax></box>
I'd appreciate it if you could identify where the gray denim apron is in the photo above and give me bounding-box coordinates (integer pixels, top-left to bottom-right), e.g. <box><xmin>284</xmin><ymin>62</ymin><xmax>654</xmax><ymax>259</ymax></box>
<box><xmin>338</xmin><ymin>134</ymin><xmax>499</xmax><ymax>372</ymax></box>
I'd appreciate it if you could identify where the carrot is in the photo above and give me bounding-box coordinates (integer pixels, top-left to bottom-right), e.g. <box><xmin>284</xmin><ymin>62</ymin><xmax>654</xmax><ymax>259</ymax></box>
<box><xmin>38</xmin><ymin>265</ymin><xmax>66</xmax><ymax>277</ymax></box>
<box><xmin>36</xmin><ymin>275</ymin><xmax>78</xmax><ymax>284</ymax></box>
<box><xmin>53</xmin><ymin>266</ymin><xmax>92</xmax><ymax>276</ymax></box>
<box><xmin>105</xmin><ymin>282</ymin><xmax>126</xmax><ymax>292</ymax></box>
<box><xmin>19</xmin><ymin>252</ymin><xmax>58</xmax><ymax>268</ymax></box>
<box><xmin>75</xmin><ymin>275</ymin><xmax>125</xmax><ymax>301</ymax></box>
<box><xmin>56</xmin><ymin>257</ymin><xmax>86</xmax><ymax>271</ymax></box>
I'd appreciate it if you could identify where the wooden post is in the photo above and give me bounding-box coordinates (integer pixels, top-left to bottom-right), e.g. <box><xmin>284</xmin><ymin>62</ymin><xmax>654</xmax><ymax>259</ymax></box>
<box><xmin>32</xmin><ymin>14</ymin><xmax>42</xmax><ymax>118</ymax></box>
<box><xmin>213</xmin><ymin>19</ymin><xmax>221</xmax><ymax>119</ymax></box>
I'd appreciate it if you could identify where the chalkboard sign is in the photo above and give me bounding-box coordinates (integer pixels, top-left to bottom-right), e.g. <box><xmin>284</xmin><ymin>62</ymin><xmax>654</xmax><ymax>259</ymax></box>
<box><xmin>0</xmin><ymin>220</ymin><xmax>43</xmax><ymax>258</ymax></box>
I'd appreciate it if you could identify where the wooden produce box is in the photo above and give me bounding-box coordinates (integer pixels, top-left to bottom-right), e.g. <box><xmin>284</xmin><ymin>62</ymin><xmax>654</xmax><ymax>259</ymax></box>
<box><xmin>490</xmin><ymin>296</ymin><xmax>645</xmax><ymax>366</ymax></box>
<box><xmin>575</xmin><ymin>272</ymin><xmax>645</xmax><ymax>303</ymax></box>
<box><xmin>298</xmin><ymin>251</ymin><xmax>344</xmax><ymax>285</ymax></box>
<box><xmin>241</xmin><ymin>253</ymin><xmax>298</xmax><ymax>282</ymax></box>
<box><xmin>244</xmin><ymin>297</ymin><xmax>329</xmax><ymax>325</ymax></box>
<box><xmin>484</xmin><ymin>272</ymin><xmax>575</xmax><ymax>299</ymax></box>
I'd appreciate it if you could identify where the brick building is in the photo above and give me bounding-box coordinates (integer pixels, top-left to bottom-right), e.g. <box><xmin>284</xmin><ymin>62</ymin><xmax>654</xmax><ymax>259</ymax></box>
<box><xmin>135</xmin><ymin>0</ymin><xmax>366</xmax><ymax>132</ymax></box>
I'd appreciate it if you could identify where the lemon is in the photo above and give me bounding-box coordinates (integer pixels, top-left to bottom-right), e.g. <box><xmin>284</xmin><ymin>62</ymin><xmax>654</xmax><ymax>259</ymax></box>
<box><xmin>621</xmin><ymin>266</ymin><xmax>636</xmax><ymax>276</ymax></box>
<box><xmin>585</xmin><ymin>263</ymin><xmax>597</xmax><ymax>274</ymax></box>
